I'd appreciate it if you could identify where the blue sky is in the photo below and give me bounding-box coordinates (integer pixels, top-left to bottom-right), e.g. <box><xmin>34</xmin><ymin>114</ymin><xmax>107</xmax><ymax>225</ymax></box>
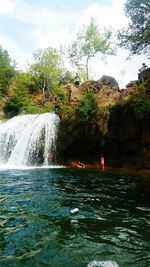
<box><xmin>0</xmin><ymin>0</ymin><xmax>149</xmax><ymax>88</ymax></box>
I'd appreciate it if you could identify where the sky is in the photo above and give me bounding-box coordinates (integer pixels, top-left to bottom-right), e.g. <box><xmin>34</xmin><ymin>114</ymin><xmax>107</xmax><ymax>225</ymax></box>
<box><xmin>0</xmin><ymin>0</ymin><xmax>149</xmax><ymax>88</ymax></box>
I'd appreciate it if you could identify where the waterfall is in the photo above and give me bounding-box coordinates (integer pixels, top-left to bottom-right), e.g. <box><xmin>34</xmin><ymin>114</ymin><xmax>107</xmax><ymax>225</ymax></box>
<box><xmin>0</xmin><ymin>113</ymin><xmax>60</xmax><ymax>167</ymax></box>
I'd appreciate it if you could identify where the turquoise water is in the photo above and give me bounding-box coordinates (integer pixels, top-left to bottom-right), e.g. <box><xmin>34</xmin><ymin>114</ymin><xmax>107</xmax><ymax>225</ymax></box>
<box><xmin>0</xmin><ymin>168</ymin><xmax>150</xmax><ymax>267</ymax></box>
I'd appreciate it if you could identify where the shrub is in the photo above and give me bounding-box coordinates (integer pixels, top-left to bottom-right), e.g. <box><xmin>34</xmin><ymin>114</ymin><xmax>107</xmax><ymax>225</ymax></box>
<box><xmin>129</xmin><ymin>94</ymin><xmax>150</xmax><ymax>121</ymax></box>
<box><xmin>77</xmin><ymin>91</ymin><xmax>99</xmax><ymax>121</ymax></box>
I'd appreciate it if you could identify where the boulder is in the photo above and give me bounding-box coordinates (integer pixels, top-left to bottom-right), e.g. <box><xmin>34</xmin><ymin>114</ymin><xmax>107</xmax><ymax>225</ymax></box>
<box><xmin>138</xmin><ymin>68</ymin><xmax>150</xmax><ymax>83</ymax></box>
<box><xmin>126</xmin><ymin>80</ymin><xmax>138</xmax><ymax>88</ymax></box>
<box><xmin>97</xmin><ymin>75</ymin><xmax>119</xmax><ymax>90</ymax></box>
<box><xmin>80</xmin><ymin>80</ymin><xmax>101</xmax><ymax>93</ymax></box>
<box><xmin>61</xmin><ymin>78</ymin><xmax>121</xmax><ymax>108</ymax></box>
<box><xmin>61</xmin><ymin>84</ymin><xmax>84</xmax><ymax>106</ymax></box>
<box><xmin>120</xmin><ymin>87</ymin><xmax>140</xmax><ymax>102</ymax></box>
<box><xmin>97</xmin><ymin>86</ymin><xmax>121</xmax><ymax>108</ymax></box>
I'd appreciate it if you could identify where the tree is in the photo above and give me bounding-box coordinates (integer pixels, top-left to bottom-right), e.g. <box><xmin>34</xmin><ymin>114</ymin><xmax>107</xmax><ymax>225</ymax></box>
<box><xmin>68</xmin><ymin>18</ymin><xmax>114</xmax><ymax>80</ymax></box>
<box><xmin>118</xmin><ymin>0</ymin><xmax>150</xmax><ymax>56</ymax></box>
<box><xmin>78</xmin><ymin>91</ymin><xmax>99</xmax><ymax>122</ymax></box>
<box><xmin>3</xmin><ymin>73</ymin><xmax>33</xmax><ymax>117</ymax></box>
<box><xmin>29</xmin><ymin>47</ymin><xmax>64</xmax><ymax>102</ymax></box>
<box><xmin>59</xmin><ymin>70</ymin><xmax>74</xmax><ymax>85</ymax></box>
<box><xmin>0</xmin><ymin>46</ymin><xmax>16</xmax><ymax>97</ymax></box>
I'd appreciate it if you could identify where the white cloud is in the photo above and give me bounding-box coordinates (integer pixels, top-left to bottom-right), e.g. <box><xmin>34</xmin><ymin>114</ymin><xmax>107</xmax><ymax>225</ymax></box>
<box><xmin>0</xmin><ymin>0</ymin><xmax>15</xmax><ymax>14</ymax></box>
<box><xmin>32</xmin><ymin>0</ymin><xmax>129</xmax><ymax>52</ymax></box>
<box><xmin>34</xmin><ymin>27</ymin><xmax>72</xmax><ymax>50</ymax></box>
<box><xmin>0</xmin><ymin>0</ymin><xmax>78</xmax><ymax>28</ymax></box>
<box><xmin>61</xmin><ymin>0</ymin><xmax>149</xmax><ymax>88</ymax></box>
<box><xmin>90</xmin><ymin>49</ymin><xmax>149</xmax><ymax>88</ymax></box>
<box><xmin>78</xmin><ymin>0</ymin><xmax>129</xmax><ymax>29</ymax></box>
<box><xmin>0</xmin><ymin>34</ymin><xmax>30</xmax><ymax>70</ymax></box>
<box><xmin>0</xmin><ymin>0</ymin><xmax>150</xmax><ymax>88</ymax></box>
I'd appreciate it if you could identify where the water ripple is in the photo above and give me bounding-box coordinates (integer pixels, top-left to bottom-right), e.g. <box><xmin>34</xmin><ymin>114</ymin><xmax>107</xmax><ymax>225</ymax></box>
<box><xmin>0</xmin><ymin>169</ymin><xmax>149</xmax><ymax>267</ymax></box>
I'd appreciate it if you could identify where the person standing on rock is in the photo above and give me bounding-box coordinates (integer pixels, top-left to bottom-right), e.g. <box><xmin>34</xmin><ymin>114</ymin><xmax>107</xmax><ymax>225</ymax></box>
<box><xmin>74</xmin><ymin>73</ymin><xmax>80</xmax><ymax>87</ymax></box>
<box><xmin>138</xmin><ymin>63</ymin><xmax>148</xmax><ymax>82</ymax></box>
<box><xmin>138</xmin><ymin>63</ymin><xmax>148</xmax><ymax>73</ymax></box>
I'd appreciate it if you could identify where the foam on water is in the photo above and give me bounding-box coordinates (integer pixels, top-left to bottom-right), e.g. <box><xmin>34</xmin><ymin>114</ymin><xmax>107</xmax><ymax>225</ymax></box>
<box><xmin>87</xmin><ymin>261</ymin><xmax>119</xmax><ymax>267</ymax></box>
<box><xmin>0</xmin><ymin>164</ymin><xmax>66</xmax><ymax>170</ymax></box>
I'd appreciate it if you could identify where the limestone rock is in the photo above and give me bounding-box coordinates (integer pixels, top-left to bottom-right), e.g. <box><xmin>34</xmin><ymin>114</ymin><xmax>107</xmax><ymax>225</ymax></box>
<box><xmin>126</xmin><ymin>80</ymin><xmax>138</xmax><ymax>88</ymax></box>
<box><xmin>138</xmin><ymin>68</ymin><xmax>150</xmax><ymax>95</ymax></box>
<box><xmin>138</xmin><ymin>68</ymin><xmax>150</xmax><ymax>82</ymax></box>
<box><xmin>61</xmin><ymin>78</ymin><xmax>121</xmax><ymax>108</ymax></box>
<box><xmin>98</xmin><ymin>75</ymin><xmax>119</xmax><ymax>90</ymax></box>
<box><xmin>120</xmin><ymin>87</ymin><xmax>140</xmax><ymax>101</ymax></box>
<box><xmin>97</xmin><ymin>86</ymin><xmax>121</xmax><ymax>108</ymax></box>
<box><xmin>79</xmin><ymin>80</ymin><xmax>101</xmax><ymax>93</ymax></box>
<box><xmin>61</xmin><ymin>84</ymin><xmax>84</xmax><ymax>106</ymax></box>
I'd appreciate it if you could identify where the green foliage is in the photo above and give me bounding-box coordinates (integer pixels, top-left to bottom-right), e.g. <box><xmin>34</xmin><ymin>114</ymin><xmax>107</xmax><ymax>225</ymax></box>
<box><xmin>19</xmin><ymin>71</ymin><xmax>39</xmax><ymax>94</ymax></box>
<box><xmin>109</xmin><ymin>94</ymin><xmax>150</xmax><ymax>121</ymax></box>
<box><xmin>0</xmin><ymin>46</ymin><xmax>16</xmax><ymax>97</ymax></box>
<box><xmin>3</xmin><ymin>80</ymin><xmax>32</xmax><ymax>117</ymax></box>
<box><xmin>118</xmin><ymin>0</ymin><xmax>150</xmax><ymax>56</ymax></box>
<box><xmin>58</xmin><ymin>91</ymin><xmax>100</xmax><ymax>138</ymax></box>
<box><xmin>54</xmin><ymin>87</ymin><xmax>68</xmax><ymax>106</ymax></box>
<box><xmin>76</xmin><ymin>66</ymin><xmax>93</xmax><ymax>82</ymax></box>
<box><xmin>52</xmin><ymin>87</ymin><xmax>69</xmax><ymax>115</ymax></box>
<box><xmin>78</xmin><ymin>91</ymin><xmax>99</xmax><ymax>121</ymax></box>
<box><xmin>138</xmin><ymin>80</ymin><xmax>145</xmax><ymax>91</ymax></box>
<box><xmin>129</xmin><ymin>94</ymin><xmax>150</xmax><ymax>120</ymax></box>
<box><xmin>59</xmin><ymin>70</ymin><xmax>74</xmax><ymax>85</ymax></box>
<box><xmin>2</xmin><ymin>71</ymin><xmax>36</xmax><ymax>117</ymax></box>
<box><xmin>27</xmin><ymin>102</ymin><xmax>53</xmax><ymax>115</ymax></box>
<box><xmin>57</xmin><ymin>93</ymin><xmax>103</xmax><ymax>161</ymax></box>
<box><xmin>29</xmin><ymin>47</ymin><xmax>64</xmax><ymax>99</ymax></box>
<box><xmin>99</xmin><ymin>106</ymin><xmax>112</xmax><ymax>135</ymax></box>
<box><xmin>68</xmin><ymin>18</ymin><xmax>114</xmax><ymax>80</ymax></box>
<box><xmin>3</xmin><ymin>70</ymin><xmax>55</xmax><ymax>117</ymax></box>
<box><xmin>0</xmin><ymin>46</ymin><xmax>70</xmax><ymax>117</ymax></box>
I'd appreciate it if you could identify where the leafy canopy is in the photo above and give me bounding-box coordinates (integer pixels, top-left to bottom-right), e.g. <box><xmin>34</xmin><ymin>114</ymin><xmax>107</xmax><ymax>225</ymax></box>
<box><xmin>129</xmin><ymin>93</ymin><xmax>150</xmax><ymax>120</ymax></box>
<box><xmin>0</xmin><ymin>46</ymin><xmax>16</xmax><ymax>97</ymax></box>
<box><xmin>78</xmin><ymin>91</ymin><xmax>99</xmax><ymax>122</ymax></box>
<box><xmin>118</xmin><ymin>0</ymin><xmax>150</xmax><ymax>56</ymax></box>
<box><xmin>29</xmin><ymin>47</ymin><xmax>64</xmax><ymax>99</ymax></box>
<box><xmin>68</xmin><ymin>18</ymin><xmax>114</xmax><ymax>80</ymax></box>
<box><xmin>3</xmin><ymin>73</ymin><xmax>33</xmax><ymax>117</ymax></box>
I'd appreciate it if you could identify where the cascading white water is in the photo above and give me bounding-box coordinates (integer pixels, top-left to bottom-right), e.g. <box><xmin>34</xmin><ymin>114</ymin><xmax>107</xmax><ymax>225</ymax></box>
<box><xmin>0</xmin><ymin>113</ymin><xmax>59</xmax><ymax>167</ymax></box>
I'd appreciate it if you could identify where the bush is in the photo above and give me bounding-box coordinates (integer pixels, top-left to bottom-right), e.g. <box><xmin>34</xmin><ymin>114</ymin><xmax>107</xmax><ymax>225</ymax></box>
<box><xmin>129</xmin><ymin>94</ymin><xmax>150</xmax><ymax>121</ymax></box>
<box><xmin>77</xmin><ymin>91</ymin><xmax>99</xmax><ymax>121</ymax></box>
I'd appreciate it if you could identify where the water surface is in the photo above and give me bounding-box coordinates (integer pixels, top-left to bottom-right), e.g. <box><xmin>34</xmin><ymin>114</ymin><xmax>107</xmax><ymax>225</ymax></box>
<box><xmin>0</xmin><ymin>168</ymin><xmax>150</xmax><ymax>267</ymax></box>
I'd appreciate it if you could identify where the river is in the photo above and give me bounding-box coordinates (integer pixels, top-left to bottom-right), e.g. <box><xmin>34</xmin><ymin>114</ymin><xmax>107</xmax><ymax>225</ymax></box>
<box><xmin>0</xmin><ymin>168</ymin><xmax>149</xmax><ymax>267</ymax></box>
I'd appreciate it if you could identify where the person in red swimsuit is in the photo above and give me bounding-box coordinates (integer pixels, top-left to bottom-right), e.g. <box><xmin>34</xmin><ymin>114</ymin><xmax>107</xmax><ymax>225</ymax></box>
<box><xmin>100</xmin><ymin>156</ymin><xmax>105</xmax><ymax>172</ymax></box>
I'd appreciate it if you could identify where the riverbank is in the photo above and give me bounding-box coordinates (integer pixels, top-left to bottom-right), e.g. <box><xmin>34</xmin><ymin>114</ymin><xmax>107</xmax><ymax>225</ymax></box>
<box><xmin>67</xmin><ymin>160</ymin><xmax>150</xmax><ymax>177</ymax></box>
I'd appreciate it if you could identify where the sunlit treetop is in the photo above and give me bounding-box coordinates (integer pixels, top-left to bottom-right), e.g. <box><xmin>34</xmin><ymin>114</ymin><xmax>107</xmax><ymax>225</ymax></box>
<box><xmin>118</xmin><ymin>0</ymin><xmax>150</xmax><ymax>57</ymax></box>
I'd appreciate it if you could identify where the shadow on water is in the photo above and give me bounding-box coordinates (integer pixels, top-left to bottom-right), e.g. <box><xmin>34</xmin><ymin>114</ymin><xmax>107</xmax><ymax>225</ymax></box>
<box><xmin>0</xmin><ymin>168</ymin><xmax>150</xmax><ymax>267</ymax></box>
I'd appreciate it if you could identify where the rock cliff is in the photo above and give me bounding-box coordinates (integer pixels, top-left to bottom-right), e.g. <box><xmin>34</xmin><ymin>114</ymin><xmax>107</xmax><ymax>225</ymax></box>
<box><xmin>61</xmin><ymin>74</ymin><xmax>143</xmax><ymax>108</ymax></box>
<box><xmin>58</xmin><ymin>70</ymin><xmax>150</xmax><ymax>169</ymax></box>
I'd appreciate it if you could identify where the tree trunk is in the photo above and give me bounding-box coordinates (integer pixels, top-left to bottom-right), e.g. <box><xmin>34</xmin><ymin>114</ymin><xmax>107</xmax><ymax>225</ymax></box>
<box><xmin>86</xmin><ymin>57</ymin><xmax>89</xmax><ymax>80</ymax></box>
<box><xmin>42</xmin><ymin>77</ymin><xmax>46</xmax><ymax>104</ymax></box>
